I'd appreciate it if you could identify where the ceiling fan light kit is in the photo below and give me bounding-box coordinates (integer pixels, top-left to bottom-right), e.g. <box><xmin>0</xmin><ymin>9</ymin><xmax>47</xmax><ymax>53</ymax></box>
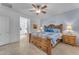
<box><xmin>29</xmin><ymin>4</ymin><xmax>47</xmax><ymax>15</ymax></box>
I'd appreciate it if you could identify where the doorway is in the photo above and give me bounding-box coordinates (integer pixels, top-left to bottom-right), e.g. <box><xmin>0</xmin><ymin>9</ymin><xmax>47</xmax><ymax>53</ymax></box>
<box><xmin>20</xmin><ymin>16</ymin><xmax>30</xmax><ymax>48</ymax></box>
<box><xmin>20</xmin><ymin>16</ymin><xmax>28</xmax><ymax>39</ymax></box>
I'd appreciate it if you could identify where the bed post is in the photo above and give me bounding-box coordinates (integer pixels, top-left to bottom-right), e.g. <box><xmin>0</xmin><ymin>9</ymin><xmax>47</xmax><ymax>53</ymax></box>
<box><xmin>29</xmin><ymin>33</ymin><xmax>31</xmax><ymax>43</ymax></box>
<box><xmin>47</xmin><ymin>37</ymin><xmax>52</xmax><ymax>55</ymax></box>
<box><xmin>60</xmin><ymin>24</ymin><xmax>63</xmax><ymax>33</ymax></box>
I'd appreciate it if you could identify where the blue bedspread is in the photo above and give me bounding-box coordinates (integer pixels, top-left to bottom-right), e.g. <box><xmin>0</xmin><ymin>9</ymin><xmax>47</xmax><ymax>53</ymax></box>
<box><xmin>42</xmin><ymin>32</ymin><xmax>61</xmax><ymax>46</ymax></box>
<box><xmin>49</xmin><ymin>33</ymin><xmax>61</xmax><ymax>45</ymax></box>
<box><xmin>32</xmin><ymin>32</ymin><xmax>61</xmax><ymax>46</ymax></box>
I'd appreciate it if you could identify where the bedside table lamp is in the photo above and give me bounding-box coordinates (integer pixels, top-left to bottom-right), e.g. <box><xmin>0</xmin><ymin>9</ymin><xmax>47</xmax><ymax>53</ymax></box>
<box><xmin>37</xmin><ymin>25</ymin><xmax>41</xmax><ymax>31</ymax></box>
<box><xmin>63</xmin><ymin>24</ymin><xmax>76</xmax><ymax>45</ymax></box>
<box><xmin>64</xmin><ymin>24</ymin><xmax>75</xmax><ymax>35</ymax></box>
<box><xmin>67</xmin><ymin>24</ymin><xmax>72</xmax><ymax>32</ymax></box>
<box><xmin>36</xmin><ymin>26</ymin><xmax>43</xmax><ymax>36</ymax></box>
<box><xmin>40</xmin><ymin>26</ymin><xmax>43</xmax><ymax>32</ymax></box>
<box><xmin>37</xmin><ymin>26</ymin><xmax>43</xmax><ymax>32</ymax></box>
<box><xmin>36</xmin><ymin>26</ymin><xmax>41</xmax><ymax>36</ymax></box>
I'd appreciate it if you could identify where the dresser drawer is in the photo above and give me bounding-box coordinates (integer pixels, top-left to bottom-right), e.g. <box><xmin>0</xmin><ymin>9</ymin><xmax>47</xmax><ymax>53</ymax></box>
<box><xmin>68</xmin><ymin>36</ymin><xmax>76</xmax><ymax>39</ymax></box>
<box><xmin>64</xmin><ymin>38</ymin><xmax>69</xmax><ymax>43</ymax></box>
<box><xmin>69</xmin><ymin>39</ymin><xmax>75</xmax><ymax>45</ymax></box>
<box><xmin>63</xmin><ymin>36</ymin><xmax>69</xmax><ymax>43</ymax></box>
<box><xmin>63</xmin><ymin>35</ymin><xmax>76</xmax><ymax>45</ymax></box>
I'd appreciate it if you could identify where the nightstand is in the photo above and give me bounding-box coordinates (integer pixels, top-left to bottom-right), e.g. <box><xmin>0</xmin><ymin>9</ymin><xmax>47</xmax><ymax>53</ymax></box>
<box><xmin>63</xmin><ymin>35</ymin><xmax>76</xmax><ymax>45</ymax></box>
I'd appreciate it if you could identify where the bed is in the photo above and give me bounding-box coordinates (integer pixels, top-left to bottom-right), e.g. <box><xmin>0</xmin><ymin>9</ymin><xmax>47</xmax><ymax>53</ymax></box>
<box><xmin>29</xmin><ymin>24</ymin><xmax>63</xmax><ymax>55</ymax></box>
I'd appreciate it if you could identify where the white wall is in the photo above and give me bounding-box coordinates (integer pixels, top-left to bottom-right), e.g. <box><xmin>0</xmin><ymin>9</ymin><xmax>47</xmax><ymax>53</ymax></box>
<box><xmin>9</xmin><ymin>16</ymin><xmax>20</xmax><ymax>43</ymax></box>
<box><xmin>0</xmin><ymin>5</ymin><xmax>28</xmax><ymax>44</ymax></box>
<box><xmin>0</xmin><ymin>16</ymin><xmax>10</xmax><ymax>45</ymax></box>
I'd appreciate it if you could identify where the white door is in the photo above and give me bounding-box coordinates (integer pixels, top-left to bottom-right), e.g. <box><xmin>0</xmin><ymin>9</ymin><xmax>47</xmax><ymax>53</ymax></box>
<box><xmin>0</xmin><ymin>16</ymin><xmax>9</xmax><ymax>45</ymax></box>
<box><xmin>20</xmin><ymin>17</ymin><xmax>28</xmax><ymax>39</ymax></box>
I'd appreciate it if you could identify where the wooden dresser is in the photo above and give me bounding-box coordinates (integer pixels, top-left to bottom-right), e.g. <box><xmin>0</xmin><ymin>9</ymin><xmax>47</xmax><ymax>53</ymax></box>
<box><xmin>63</xmin><ymin>35</ymin><xmax>76</xmax><ymax>45</ymax></box>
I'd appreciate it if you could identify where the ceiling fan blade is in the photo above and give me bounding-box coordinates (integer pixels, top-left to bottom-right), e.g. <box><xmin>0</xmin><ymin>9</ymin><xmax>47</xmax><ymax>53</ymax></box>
<box><xmin>30</xmin><ymin>10</ymin><xmax>35</xmax><ymax>12</ymax></box>
<box><xmin>29</xmin><ymin>9</ymin><xmax>35</xmax><ymax>12</ymax></box>
<box><xmin>41</xmin><ymin>5</ymin><xmax>47</xmax><ymax>9</ymax></box>
<box><xmin>32</xmin><ymin>4</ymin><xmax>37</xmax><ymax>8</ymax></box>
<box><xmin>42</xmin><ymin>10</ymin><xmax>46</xmax><ymax>14</ymax></box>
<box><xmin>37</xmin><ymin>5</ymin><xmax>41</xmax><ymax>9</ymax></box>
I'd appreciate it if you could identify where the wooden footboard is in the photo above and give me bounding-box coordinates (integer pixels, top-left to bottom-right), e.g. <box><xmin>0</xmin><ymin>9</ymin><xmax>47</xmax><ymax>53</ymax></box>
<box><xmin>29</xmin><ymin>33</ymin><xmax>52</xmax><ymax>55</ymax></box>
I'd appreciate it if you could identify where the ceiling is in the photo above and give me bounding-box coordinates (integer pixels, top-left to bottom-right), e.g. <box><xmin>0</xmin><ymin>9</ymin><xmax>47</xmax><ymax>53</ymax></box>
<box><xmin>2</xmin><ymin>3</ymin><xmax>79</xmax><ymax>17</ymax></box>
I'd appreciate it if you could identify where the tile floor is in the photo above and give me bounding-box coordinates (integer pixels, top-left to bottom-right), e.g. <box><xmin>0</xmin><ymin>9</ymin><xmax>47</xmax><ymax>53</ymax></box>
<box><xmin>0</xmin><ymin>36</ymin><xmax>79</xmax><ymax>55</ymax></box>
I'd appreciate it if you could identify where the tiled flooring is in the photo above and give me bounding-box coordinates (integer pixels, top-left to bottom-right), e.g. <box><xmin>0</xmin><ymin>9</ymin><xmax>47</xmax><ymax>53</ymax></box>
<box><xmin>0</xmin><ymin>36</ymin><xmax>79</xmax><ymax>55</ymax></box>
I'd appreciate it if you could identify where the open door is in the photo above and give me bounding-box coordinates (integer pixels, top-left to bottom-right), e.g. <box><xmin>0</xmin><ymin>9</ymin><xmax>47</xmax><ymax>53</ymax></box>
<box><xmin>20</xmin><ymin>16</ymin><xmax>28</xmax><ymax>39</ymax></box>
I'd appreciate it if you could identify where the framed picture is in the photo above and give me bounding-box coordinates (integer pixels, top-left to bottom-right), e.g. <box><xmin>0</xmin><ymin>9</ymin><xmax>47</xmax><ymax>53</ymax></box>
<box><xmin>32</xmin><ymin>24</ymin><xmax>38</xmax><ymax>29</ymax></box>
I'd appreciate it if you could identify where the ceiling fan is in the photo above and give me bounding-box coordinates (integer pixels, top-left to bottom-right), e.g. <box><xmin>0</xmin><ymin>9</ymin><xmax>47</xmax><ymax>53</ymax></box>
<box><xmin>29</xmin><ymin>4</ymin><xmax>47</xmax><ymax>15</ymax></box>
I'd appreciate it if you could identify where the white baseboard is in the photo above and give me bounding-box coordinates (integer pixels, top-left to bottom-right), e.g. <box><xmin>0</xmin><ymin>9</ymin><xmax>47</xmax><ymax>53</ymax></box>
<box><xmin>0</xmin><ymin>42</ymin><xmax>7</xmax><ymax>46</ymax></box>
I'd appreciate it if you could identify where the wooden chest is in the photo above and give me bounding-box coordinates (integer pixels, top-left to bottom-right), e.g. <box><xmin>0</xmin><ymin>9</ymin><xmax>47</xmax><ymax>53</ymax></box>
<box><xmin>63</xmin><ymin>35</ymin><xmax>76</xmax><ymax>45</ymax></box>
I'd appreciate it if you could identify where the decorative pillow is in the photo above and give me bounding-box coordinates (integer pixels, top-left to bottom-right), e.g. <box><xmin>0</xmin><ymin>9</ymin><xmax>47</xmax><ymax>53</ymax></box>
<box><xmin>53</xmin><ymin>29</ymin><xmax>60</xmax><ymax>33</ymax></box>
<box><xmin>44</xmin><ymin>26</ymin><xmax>60</xmax><ymax>33</ymax></box>
<box><xmin>44</xmin><ymin>27</ymin><xmax>54</xmax><ymax>32</ymax></box>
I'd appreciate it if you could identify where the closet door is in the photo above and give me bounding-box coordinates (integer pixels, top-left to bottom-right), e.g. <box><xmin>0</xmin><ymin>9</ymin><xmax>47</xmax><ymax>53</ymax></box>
<box><xmin>0</xmin><ymin>16</ymin><xmax>9</xmax><ymax>45</ymax></box>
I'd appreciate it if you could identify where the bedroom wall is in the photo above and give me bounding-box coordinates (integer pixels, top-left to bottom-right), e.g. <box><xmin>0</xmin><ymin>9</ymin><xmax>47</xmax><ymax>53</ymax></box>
<box><xmin>0</xmin><ymin>16</ymin><xmax>10</xmax><ymax>45</ymax></box>
<box><xmin>41</xmin><ymin>8</ymin><xmax>79</xmax><ymax>32</ymax></box>
<box><xmin>0</xmin><ymin>5</ymin><xmax>28</xmax><ymax>44</ymax></box>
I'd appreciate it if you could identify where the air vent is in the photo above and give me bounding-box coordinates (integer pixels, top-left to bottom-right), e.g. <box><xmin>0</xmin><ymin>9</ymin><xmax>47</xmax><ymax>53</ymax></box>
<box><xmin>1</xmin><ymin>3</ymin><xmax>12</xmax><ymax>8</ymax></box>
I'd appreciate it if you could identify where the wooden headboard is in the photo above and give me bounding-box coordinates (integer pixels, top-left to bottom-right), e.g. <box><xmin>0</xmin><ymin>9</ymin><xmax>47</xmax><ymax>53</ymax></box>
<box><xmin>44</xmin><ymin>24</ymin><xmax>63</xmax><ymax>33</ymax></box>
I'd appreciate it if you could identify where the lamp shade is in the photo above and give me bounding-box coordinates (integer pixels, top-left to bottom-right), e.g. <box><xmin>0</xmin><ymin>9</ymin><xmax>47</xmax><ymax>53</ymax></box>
<box><xmin>37</xmin><ymin>26</ymin><xmax>41</xmax><ymax>32</ymax></box>
<box><xmin>67</xmin><ymin>24</ymin><xmax>72</xmax><ymax>32</ymax></box>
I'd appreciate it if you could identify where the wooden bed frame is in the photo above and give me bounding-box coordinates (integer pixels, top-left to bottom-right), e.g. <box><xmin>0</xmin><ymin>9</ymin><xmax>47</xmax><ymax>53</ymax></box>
<box><xmin>29</xmin><ymin>24</ymin><xmax>63</xmax><ymax>55</ymax></box>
